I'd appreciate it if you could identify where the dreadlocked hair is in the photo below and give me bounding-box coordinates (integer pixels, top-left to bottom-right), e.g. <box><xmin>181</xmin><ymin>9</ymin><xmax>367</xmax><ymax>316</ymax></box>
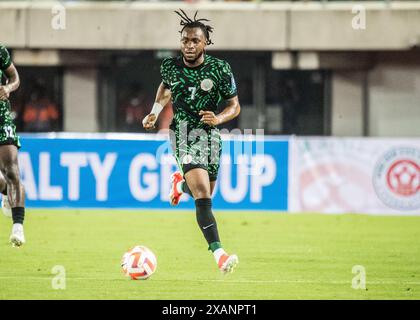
<box><xmin>175</xmin><ymin>9</ymin><xmax>214</xmax><ymax>45</ymax></box>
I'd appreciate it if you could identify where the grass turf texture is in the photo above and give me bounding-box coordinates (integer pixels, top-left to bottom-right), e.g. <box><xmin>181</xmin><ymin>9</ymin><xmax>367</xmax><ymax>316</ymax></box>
<box><xmin>0</xmin><ymin>209</ymin><xmax>419</xmax><ymax>300</ymax></box>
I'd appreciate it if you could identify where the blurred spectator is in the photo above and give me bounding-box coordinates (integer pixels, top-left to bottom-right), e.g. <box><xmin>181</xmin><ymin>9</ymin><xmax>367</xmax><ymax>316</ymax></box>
<box><xmin>117</xmin><ymin>83</ymin><xmax>152</xmax><ymax>132</ymax></box>
<box><xmin>22</xmin><ymin>80</ymin><xmax>60</xmax><ymax>132</ymax></box>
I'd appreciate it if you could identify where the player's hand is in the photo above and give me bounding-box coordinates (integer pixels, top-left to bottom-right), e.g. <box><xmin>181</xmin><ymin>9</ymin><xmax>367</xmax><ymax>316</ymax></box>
<box><xmin>0</xmin><ymin>86</ymin><xmax>10</xmax><ymax>100</ymax></box>
<box><xmin>142</xmin><ymin>113</ymin><xmax>157</xmax><ymax>130</ymax></box>
<box><xmin>199</xmin><ymin>111</ymin><xmax>221</xmax><ymax>126</ymax></box>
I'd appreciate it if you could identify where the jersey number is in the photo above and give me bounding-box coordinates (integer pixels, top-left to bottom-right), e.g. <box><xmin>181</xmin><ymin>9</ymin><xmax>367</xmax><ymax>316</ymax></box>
<box><xmin>188</xmin><ymin>87</ymin><xmax>197</xmax><ymax>100</ymax></box>
<box><xmin>4</xmin><ymin>126</ymin><xmax>14</xmax><ymax>139</ymax></box>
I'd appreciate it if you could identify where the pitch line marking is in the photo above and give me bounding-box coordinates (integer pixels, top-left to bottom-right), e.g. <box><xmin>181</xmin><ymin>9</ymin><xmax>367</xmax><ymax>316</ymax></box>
<box><xmin>0</xmin><ymin>276</ymin><xmax>419</xmax><ymax>286</ymax></box>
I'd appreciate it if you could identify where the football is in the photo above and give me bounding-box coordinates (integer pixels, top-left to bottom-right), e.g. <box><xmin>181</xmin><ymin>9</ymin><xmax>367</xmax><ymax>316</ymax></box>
<box><xmin>121</xmin><ymin>246</ymin><xmax>157</xmax><ymax>280</ymax></box>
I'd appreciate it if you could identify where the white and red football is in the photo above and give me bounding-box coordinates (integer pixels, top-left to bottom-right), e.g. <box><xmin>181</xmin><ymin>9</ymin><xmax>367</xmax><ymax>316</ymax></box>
<box><xmin>121</xmin><ymin>246</ymin><xmax>157</xmax><ymax>280</ymax></box>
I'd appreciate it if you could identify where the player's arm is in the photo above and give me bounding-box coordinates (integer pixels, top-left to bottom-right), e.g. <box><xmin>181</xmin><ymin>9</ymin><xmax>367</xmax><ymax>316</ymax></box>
<box><xmin>199</xmin><ymin>96</ymin><xmax>241</xmax><ymax>126</ymax></box>
<box><xmin>0</xmin><ymin>64</ymin><xmax>20</xmax><ymax>101</ymax></box>
<box><xmin>142</xmin><ymin>82</ymin><xmax>172</xmax><ymax>130</ymax></box>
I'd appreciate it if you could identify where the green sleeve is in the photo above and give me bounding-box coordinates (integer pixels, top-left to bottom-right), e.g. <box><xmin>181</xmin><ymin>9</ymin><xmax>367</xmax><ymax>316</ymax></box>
<box><xmin>0</xmin><ymin>46</ymin><xmax>12</xmax><ymax>71</ymax></box>
<box><xmin>160</xmin><ymin>58</ymin><xmax>172</xmax><ymax>89</ymax></box>
<box><xmin>218</xmin><ymin>62</ymin><xmax>237</xmax><ymax>100</ymax></box>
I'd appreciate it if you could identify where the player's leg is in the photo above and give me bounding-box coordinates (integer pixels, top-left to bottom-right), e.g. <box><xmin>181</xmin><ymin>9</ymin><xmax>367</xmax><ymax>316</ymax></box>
<box><xmin>184</xmin><ymin>167</ymin><xmax>219</xmax><ymax>250</ymax></box>
<box><xmin>0</xmin><ymin>170</ymin><xmax>12</xmax><ymax>217</ymax></box>
<box><xmin>210</xmin><ymin>180</ymin><xmax>217</xmax><ymax>196</ymax></box>
<box><xmin>0</xmin><ymin>145</ymin><xmax>26</xmax><ymax>246</ymax></box>
<box><xmin>169</xmin><ymin>127</ymin><xmax>190</xmax><ymax>205</ymax></box>
<box><xmin>169</xmin><ymin>126</ymin><xmax>238</xmax><ymax>272</ymax></box>
<box><xmin>208</xmin><ymin>168</ymin><xmax>239</xmax><ymax>273</ymax></box>
<box><xmin>184</xmin><ymin>168</ymin><xmax>238</xmax><ymax>273</ymax></box>
<box><xmin>172</xmin><ymin>172</ymin><xmax>215</xmax><ymax>200</ymax></box>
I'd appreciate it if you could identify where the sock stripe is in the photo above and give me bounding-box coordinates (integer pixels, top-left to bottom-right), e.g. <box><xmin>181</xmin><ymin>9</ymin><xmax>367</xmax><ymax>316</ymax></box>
<box><xmin>195</xmin><ymin>198</ymin><xmax>212</xmax><ymax>207</ymax></box>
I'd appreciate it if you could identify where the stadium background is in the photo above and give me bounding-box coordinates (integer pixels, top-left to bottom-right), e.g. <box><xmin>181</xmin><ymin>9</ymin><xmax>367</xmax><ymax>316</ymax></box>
<box><xmin>0</xmin><ymin>0</ymin><xmax>420</xmax><ymax>300</ymax></box>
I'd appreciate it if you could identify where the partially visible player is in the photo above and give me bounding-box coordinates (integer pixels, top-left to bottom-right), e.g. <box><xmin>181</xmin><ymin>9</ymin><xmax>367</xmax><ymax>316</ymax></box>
<box><xmin>143</xmin><ymin>10</ymin><xmax>241</xmax><ymax>273</ymax></box>
<box><xmin>0</xmin><ymin>45</ymin><xmax>26</xmax><ymax>247</ymax></box>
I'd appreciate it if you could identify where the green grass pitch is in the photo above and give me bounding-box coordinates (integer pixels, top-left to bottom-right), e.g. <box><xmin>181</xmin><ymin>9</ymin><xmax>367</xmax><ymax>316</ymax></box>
<box><xmin>0</xmin><ymin>209</ymin><xmax>419</xmax><ymax>300</ymax></box>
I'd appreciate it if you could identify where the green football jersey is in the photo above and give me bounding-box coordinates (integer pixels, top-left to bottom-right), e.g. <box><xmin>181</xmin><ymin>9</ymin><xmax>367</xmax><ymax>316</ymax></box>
<box><xmin>160</xmin><ymin>54</ymin><xmax>237</xmax><ymax>132</ymax></box>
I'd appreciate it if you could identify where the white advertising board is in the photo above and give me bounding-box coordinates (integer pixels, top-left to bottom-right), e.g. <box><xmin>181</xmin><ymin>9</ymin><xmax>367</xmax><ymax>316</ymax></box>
<box><xmin>289</xmin><ymin>137</ymin><xmax>420</xmax><ymax>215</ymax></box>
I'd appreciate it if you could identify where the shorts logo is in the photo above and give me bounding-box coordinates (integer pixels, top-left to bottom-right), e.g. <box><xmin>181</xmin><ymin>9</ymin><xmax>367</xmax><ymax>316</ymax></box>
<box><xmin>200</xmin><ymin>79</ymin><xmax>213</xmax><ymax>92</ymax></box>
<box><xmin>182</xmin><ymin>154</ymin><xmax>193</xmax><ymax>164</ymax></box>
<box><xmin>373</xmin><ymin>147</ymin><xmax>420</xmax><ymax>211</ymax></box>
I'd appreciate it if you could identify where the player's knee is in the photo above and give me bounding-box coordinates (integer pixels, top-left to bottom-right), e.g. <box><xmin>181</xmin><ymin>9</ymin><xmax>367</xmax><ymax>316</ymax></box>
<box><xmin>193</xmin><ymin>183</ymin><xmax>211</xmax><ymax>199</ymax></box>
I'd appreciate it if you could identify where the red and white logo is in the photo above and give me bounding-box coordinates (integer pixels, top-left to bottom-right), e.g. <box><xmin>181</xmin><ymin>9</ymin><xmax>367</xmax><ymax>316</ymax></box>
<box><xmin>373</xmin><ymin>147</ymin><xmax>420</xmax><ymax>211</ymax></box>
<box><xmin>386</xmin><ymin>160</ymin><xmax>419</xmax><ymax>197</ymax></box>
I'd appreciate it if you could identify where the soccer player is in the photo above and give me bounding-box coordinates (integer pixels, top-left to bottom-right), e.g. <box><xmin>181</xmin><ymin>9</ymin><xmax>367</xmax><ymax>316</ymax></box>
<box><xmin>0</xmin><ymin>45</ymin><xmax>26</xmax><ymax>247</ymax></box>
<box><xmin>143</xmin><ymin>10</ymin><xmax>241</xmax><ymax>274</ymax></box>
